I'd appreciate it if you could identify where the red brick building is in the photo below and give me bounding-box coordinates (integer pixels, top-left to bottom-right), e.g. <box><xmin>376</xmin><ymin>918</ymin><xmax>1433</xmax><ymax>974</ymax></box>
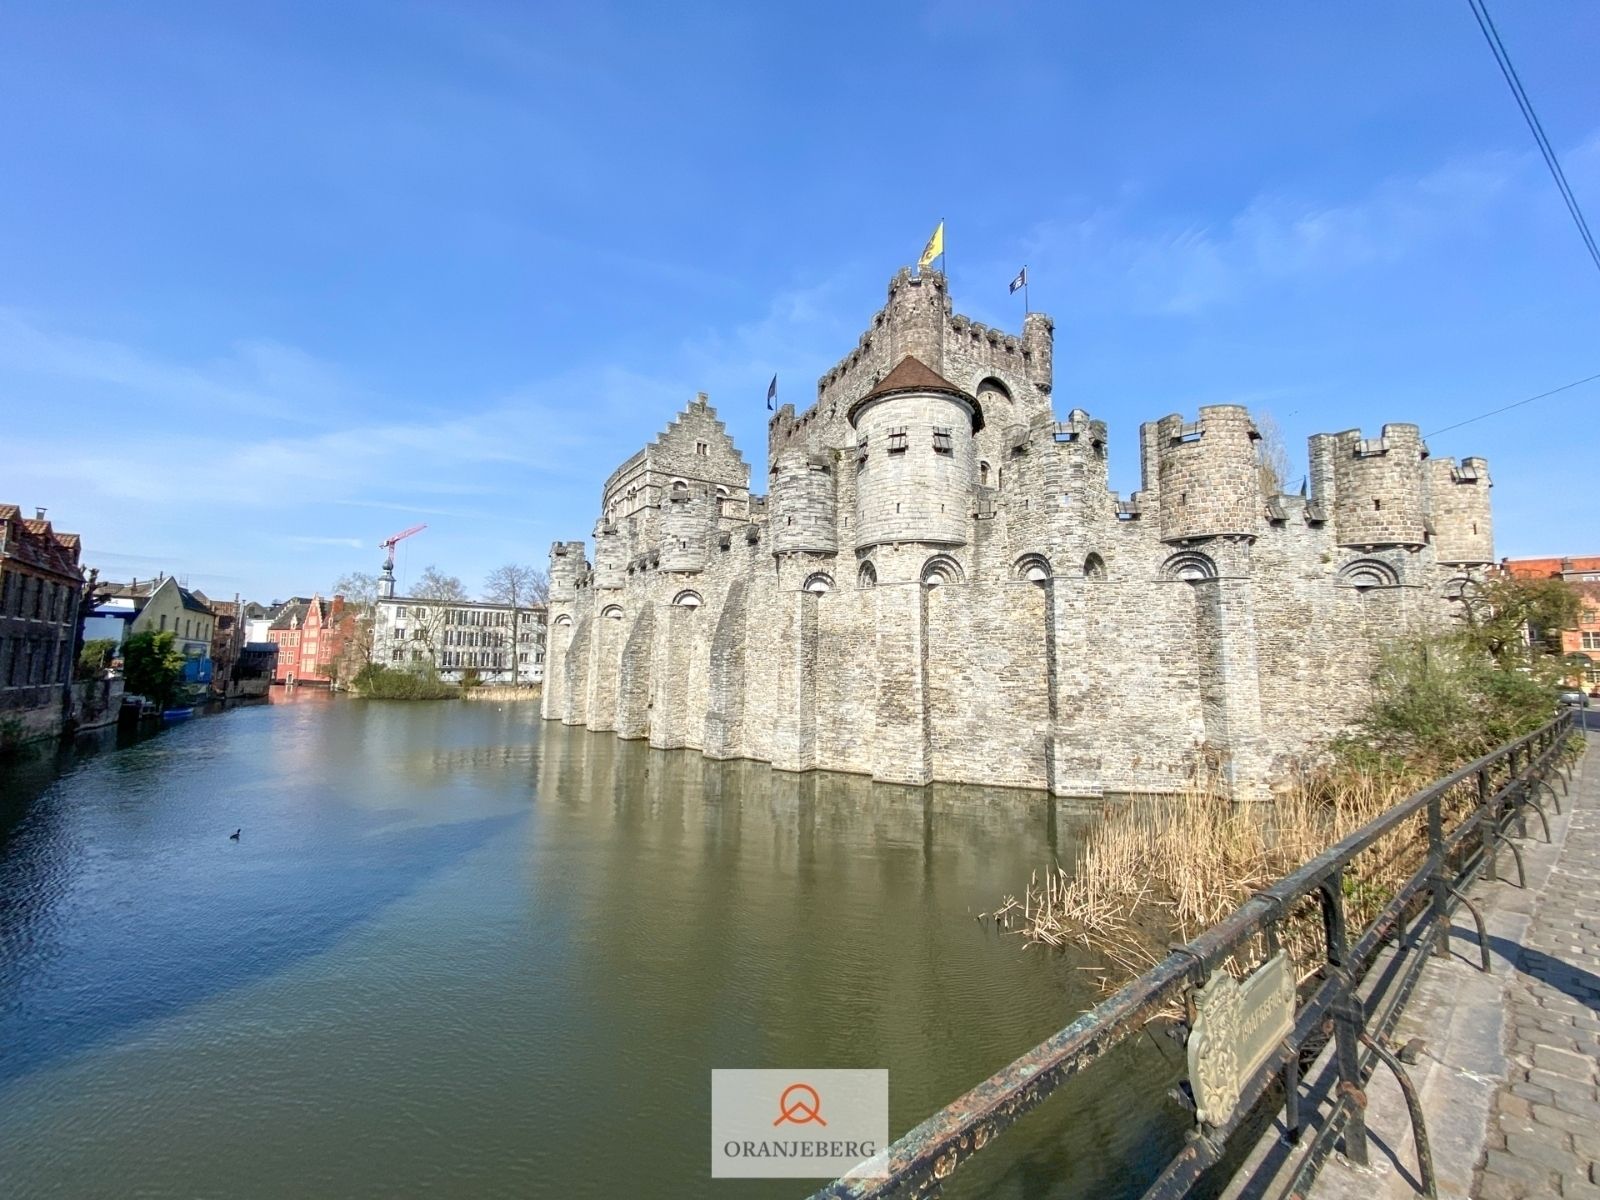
<box><xmin>267</xmin><ymin>593</ymin><xmax>354</xmax><ymax>686</ymax></box>
<box><xmin>1501</xmin><ymin>555</ymin><xmax>1600</xmax><ymax>693</ymax></box>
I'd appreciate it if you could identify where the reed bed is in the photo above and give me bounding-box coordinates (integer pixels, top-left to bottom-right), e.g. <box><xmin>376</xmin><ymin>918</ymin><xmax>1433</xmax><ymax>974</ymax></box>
<box><xmin>988</xmin><ymin>763</ymin><xmax>1478</xmax><ymax>987</ymax></box>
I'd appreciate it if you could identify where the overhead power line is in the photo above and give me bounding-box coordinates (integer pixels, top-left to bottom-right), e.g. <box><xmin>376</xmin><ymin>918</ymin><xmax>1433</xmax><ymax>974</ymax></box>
<box><xmin>1465</xmin><ymin>0</ymin><xmax>1600</xmax><ymax>277</ymax></box>
<box><xmin>1425</xmin><ymin>370</ymin><xmax>1600</xmax><ymax>437</ymax></box>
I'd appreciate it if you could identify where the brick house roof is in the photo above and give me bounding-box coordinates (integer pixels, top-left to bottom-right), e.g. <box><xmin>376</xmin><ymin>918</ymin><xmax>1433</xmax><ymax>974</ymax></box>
<box><xmin>0</xmin><ymin>504</ymin><xmax>85</xmax><ymax>584</ymax></box>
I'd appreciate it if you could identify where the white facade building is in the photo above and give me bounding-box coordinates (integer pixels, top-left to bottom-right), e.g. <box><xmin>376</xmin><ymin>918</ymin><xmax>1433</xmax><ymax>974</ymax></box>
<box><xmin>373</xmin><ymin>596</ymin><xmax>546</xmax><ymax>685</ymax></box>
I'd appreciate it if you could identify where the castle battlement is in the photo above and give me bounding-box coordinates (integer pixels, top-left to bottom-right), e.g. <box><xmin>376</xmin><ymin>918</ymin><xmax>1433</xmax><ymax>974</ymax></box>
<box><xmin>544</xmin><ymin>268</ymin><xmax>1494</xmax><ymax>799</ymax></box>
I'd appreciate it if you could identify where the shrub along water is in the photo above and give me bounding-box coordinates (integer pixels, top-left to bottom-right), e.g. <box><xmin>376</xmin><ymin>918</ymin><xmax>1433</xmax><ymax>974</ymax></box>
<box><xmin>350</xmin><ymin>663</ymin><xmax>458</xmax><ymax>701</ymax></box>
<box><xmin>993</xmin><ymin>577</ymin><xmax>1582</xmax><ymax>987</ymax></box>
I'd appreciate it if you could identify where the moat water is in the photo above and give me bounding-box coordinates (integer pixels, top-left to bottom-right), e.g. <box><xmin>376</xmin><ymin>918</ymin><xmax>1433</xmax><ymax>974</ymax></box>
<box><xmin>0</xmin><ymin>691</ymin><xmax>1186</xmax><ymax>1198</ymax></box>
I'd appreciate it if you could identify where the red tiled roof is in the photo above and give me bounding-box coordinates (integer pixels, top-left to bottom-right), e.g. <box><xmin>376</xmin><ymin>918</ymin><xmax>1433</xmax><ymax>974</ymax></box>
<box><xmin>1502</xmin><ymin>556</ymin><xmax>1600</xmax><ymax>579</ymax></box>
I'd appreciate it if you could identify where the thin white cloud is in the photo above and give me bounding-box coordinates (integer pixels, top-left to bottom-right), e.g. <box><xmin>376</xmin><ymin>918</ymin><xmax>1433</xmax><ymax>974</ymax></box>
<box><xmin>1007</xmin><ymin>146</ymin><xmax>1533</xmax><ymax>316</ymax></box>
<box><xmin>284</xmin><ymin>535</ymin><xmax>365</xmax><ymax>548</ymax></box>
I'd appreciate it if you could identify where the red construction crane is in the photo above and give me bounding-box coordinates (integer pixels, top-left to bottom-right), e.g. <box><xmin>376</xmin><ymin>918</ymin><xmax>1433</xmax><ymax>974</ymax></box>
<box><xmin>379</xmin><ymin>523</ymin><xmax>426</xmax><ymax>575</ymax></box>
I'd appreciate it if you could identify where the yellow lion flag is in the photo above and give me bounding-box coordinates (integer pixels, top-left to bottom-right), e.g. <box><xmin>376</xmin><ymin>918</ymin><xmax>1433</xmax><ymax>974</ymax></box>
<box><xmin>918</xmin><ymin>220</ymin><xmax>944</xmax><ymax>271</ymax></box>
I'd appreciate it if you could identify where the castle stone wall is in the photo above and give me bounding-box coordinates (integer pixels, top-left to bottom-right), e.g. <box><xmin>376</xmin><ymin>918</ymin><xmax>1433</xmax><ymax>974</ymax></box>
<box><xmin>543</xmin><ymin>269</ymin><xmax>1495</xmax><ymax>799</ymax></box>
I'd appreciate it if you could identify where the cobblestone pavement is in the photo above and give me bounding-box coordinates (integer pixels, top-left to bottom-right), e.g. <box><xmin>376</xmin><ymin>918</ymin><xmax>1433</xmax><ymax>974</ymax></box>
<box><xmin>1474</xmin><ymin>733</ymin><xmax>1600</xmax><ymax>1200</ymax></box>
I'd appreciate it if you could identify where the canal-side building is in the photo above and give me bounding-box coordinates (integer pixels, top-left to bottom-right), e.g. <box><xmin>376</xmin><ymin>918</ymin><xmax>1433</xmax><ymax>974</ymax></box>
<box><xmin>0</xmin><ymin>504</ymin><xmax>86</xmax><ymax>743</ymax></box>
<box><xmin>267</xmin><ymin>594</ymin><xmax>356</xmax><ymax>686</ymax></box>
<box><xmin>372</xmin><ymin>595</ymin><xmax>546</xmax><ymax>685</ymax></box>
<box><xmin>91</xmin><ymin>575</ymin><xmax>217</xmax><ymax>690</ymax></box>
<box><xmin>542</xmin><ymin>266</ymin><xmax>1499</xmax><ymax>799</ymax></box>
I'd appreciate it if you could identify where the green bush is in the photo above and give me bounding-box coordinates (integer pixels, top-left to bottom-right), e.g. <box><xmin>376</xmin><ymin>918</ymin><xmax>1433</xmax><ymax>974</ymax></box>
<box><xmin>123</xmin><ymin>630</ymin><xmax>185</xmax><ymax>708</ymax></box>
<box><xmin>351</xmin><ymin>663</ymin><xmax>458</xmax><ymax>700</ymax></box>
<box><xmin>77</xmin><ymin>638</ymin><xmax>119</xmax><ymax>680</ymax></box>
<box><xmin>1336</xmin><ymin>634</ymin><xmax>1557</xmax><ymax>778</ymax></box>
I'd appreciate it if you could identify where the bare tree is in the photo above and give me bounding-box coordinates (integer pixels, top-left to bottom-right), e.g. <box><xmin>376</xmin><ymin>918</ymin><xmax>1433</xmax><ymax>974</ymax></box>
<box><xmin>1255</xmin><ymin>410</ymin><xmax>1292</xmax><ymax>498</ymax></box>
<box><xmin>332</xmin><ymin>570</ymin><xmax>381</xmax><ymax>679</ymax></box>
<box><xmin>401</xmin><ymin>566</ymin><xmax>467</xmax><ymax>671</ymax></box>
<box><xmin>483</xmin><ymin>563</ymin><xmax>546</xmax><ymax>687</ymax></box>
<box><xmin>413</xmin><ymin>566</ymin><xmax>468</xmax><ymax>602</ymax></box>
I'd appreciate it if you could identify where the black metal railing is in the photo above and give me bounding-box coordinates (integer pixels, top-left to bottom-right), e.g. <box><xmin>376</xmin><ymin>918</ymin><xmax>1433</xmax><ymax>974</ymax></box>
<box><xmin>813</xmin><ymin>710</ymin><xmax>1579</xmax><ymax>1200</ymax></box>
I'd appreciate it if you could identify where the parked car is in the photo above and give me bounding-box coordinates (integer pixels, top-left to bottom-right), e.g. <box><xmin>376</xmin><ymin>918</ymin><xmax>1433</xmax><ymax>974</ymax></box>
<box><xmin>1558</xmin><ymin>689</ymin><xmax>1590</xmax><ymax>708</ymax></box>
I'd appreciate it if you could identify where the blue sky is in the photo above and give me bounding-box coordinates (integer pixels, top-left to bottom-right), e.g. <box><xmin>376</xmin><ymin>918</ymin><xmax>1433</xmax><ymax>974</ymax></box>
<box><xmin>2</xmin><ymin>2</ymin><xmax>1596</xmax><ymax>602</ymax></box>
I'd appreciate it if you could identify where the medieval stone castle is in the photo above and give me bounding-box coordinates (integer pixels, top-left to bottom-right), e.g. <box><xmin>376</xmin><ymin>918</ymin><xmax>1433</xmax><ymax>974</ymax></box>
<box><xmin>542</xmin><ymin>267</ymin><xmax>1494</xmax><ymax>798</ymax></box>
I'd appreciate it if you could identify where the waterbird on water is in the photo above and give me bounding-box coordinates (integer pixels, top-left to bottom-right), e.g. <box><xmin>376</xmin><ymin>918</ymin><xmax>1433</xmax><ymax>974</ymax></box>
<box><xmin>229</xmin><ymin>829</ymin><xmax>240</xmax><ymax>841</ymax></box>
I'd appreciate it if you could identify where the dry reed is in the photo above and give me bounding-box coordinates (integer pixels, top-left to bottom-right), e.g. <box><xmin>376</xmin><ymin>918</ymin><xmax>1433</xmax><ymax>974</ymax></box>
<box><xmin>988</xmin><ymin>762</ymin><xmax>1479</xmax><ymax>988</ymax></box>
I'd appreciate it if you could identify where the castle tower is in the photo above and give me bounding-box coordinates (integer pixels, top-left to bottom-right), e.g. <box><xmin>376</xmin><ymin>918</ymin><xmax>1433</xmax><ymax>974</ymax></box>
<box><xmin>884</xmin><ymin>268</ymin><xmax>951</xmax><ymax>370</ymax></box>
<box><xmin>659</xmin><ymin>487</ymin><xmax>709</xmax><ymax>573</ymax></box>
<box><xmin>848</xmin><ymin>355</ymin><xmax>981</xmax><ymax>561</ymax></box>
<box><xmin>1054</xmin><ymin>408</ymin><xmax>1111</xmax><ymax>496</ymax></box>
<box><xmin>548</xmin><ymin>540</ymin><xmax>588</xmax><ymax>604</ymax></box>
<box><xmin>1021</xmin><ymin>311</ymin><xmax>1054</xmax><ymax>395</ymax></box>
<box><xmin>1427</xmin><ymin>456</ymin><xmax>1494</xmax><ymax>565</ymax></box>
<box><xmin>1310</xmin><ymin>424</ymin><xmax>1428</xmax><ymax>549</ymax></box>
<box><xmin>592</xmin><ymin>519</ymin><xmax>626</xmax><ymax>589</ymax></box>
<box><xmin>769</xmin><ymin>448</ymin><xmax>839</xmax><ymax>556</ymax></box>
<box><xmin>1145</xmin><ymin>406</ymin><xmax>1262</xmax><ymax>543</ymax></box>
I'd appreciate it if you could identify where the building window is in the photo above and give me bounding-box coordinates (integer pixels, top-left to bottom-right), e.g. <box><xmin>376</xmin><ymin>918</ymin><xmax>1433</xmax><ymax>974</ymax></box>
<box><xmin>696</xmin><ymin>441</ymin><xmax>708</xmax><ymax>457</ymax></box>
<box><xmin>396</xmin><ymin>606</ymin><xmax>407</xmax><ymax>618</ymax></box>
<box><xmin>1582</xmin><ymin>632</ymin><xmax>1600</xmax><ymax>651</ymax></box>
<box><xmin>887</xmin><ymin>427</ymin><xmax>908</xmax><ymax>454</ymax></box>
<box><xmin>932</xmin><ymin>427</ymin><xmax>953</xmax><ymax>456</ymax></box>
<box><xmin>160</xmin><ymin>614</ymin><xmax>167</xmax><ymax>632</ymax></box>
<box><xmin>856</xmin><ymin>435</ymin><xmax>869</xmax><ymax>465</ymax></box>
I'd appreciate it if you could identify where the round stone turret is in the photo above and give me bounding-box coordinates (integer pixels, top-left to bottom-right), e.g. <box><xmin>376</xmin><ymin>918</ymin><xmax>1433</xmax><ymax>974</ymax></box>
<box><xmin>592</xmin><ymin>520</ymin><xmax>626</xmax><ymax>589</ymax></box>
<box><xmin>1151</xmin><ymin>405</ymin><xmax>1261</xmax><ymax>543</ymax></box>
<box><xmin>848</xmin><ymin>355</ymin><xmax>980</xmax><ymax>552</ymax></box>
<box><xmin>548</xmin><ymin>540</ymin><xmax>588</xmax><ymax>603</ymax></box>
<box><xmin>1322</xmin><ymin>424</ymin><xmax>1428</xmax><ymax>549</ymax></box>
<box><xmin>884</xmin><ymin>268</ymin><xmax>952</xmax><ymax>369</ymax></box>
<box><xmin>1428</xmin><ymin>456</ymin><xmax>1494</xmax><ymax>565</ymax></box>
<box><xmin>770</xmin><ymin>448</ymin><xmax>838</xmax><ymax>555</ymax></box>
<box><xmin>660</xmin><ymin>488</ymin><xmax>708</xmax><ymax>573</ymax></box>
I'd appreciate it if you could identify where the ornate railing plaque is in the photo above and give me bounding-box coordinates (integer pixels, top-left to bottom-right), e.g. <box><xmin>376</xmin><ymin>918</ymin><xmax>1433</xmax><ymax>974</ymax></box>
<box><xmin>1186</xmin><ymin>951</ymin><xmax>1296</xmax><ymax>1127</ymax></box>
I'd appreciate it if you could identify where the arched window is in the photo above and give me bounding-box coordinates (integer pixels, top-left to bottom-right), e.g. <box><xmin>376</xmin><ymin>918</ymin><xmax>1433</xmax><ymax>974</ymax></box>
<box><xmin>979</xmin><ymin>460</ymin><xmax>991</xmax><ymax>487</ymax></box>
<box><xmin>1083</xmin><ymin>553</ymin><xmax>1107</xmax><ymax>579</ymax></box>
<box><xmin>1014</xmin><ymin>553</ymin><xmax>1051</xmax><ymax>583</ymax></box>
<box><xmin>858</xmin><ymin>561</ymin><xmax>877</xmax><ymax>589</ymax></box>
<box><xmin>802</xmin><ymin>572</ymin><xmax>834</xmax><ymax>595</ymax></box>
<box><xmin>672</xmin><ymin>590</ymin><xmax>703</xmax><ymax>608</ymax></box>
<box><xmin>921</xmin><ymin>554</ymin><xmax>965</xmax><ymax>587</ymax></box>
<box><xmin>1338</xmin><ymin>558</ymin><xmax>1400</xmax><ymax>591</ymax></box>
<box><xmin>601</xmin><ymin>604</ymin><xmax>624</xmax><ymax>620</ymax></box>
<box><xmin>1160</xmin><ymin>551</ymin><xmax>1217</xmax><ymax>583</ymax></box>
<box><xmin>670</xmin><ymin>479</ymin><xmax>689</xmax><ymax>501</ymax></box>
<box><xmin>976</xmin><ymin>377</ymin><xmax>1013</xmax><ymax>405</ymax></box>
<box><xmin>554</xmin><ymin>614</ymin><xmax>573</xmax><ymax>627</ymax></box>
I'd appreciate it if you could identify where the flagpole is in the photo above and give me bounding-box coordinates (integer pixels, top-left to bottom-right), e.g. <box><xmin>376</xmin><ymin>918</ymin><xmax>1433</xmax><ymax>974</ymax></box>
<box><xmin>941</xmin><ymin>216</ymin><xmax>947</xmax><ymax>281</ymax></box>
<box><xmin>1023</xmin><ymin>265</ymin><xmax>1030</xmax><ymax>316</ymax></box>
